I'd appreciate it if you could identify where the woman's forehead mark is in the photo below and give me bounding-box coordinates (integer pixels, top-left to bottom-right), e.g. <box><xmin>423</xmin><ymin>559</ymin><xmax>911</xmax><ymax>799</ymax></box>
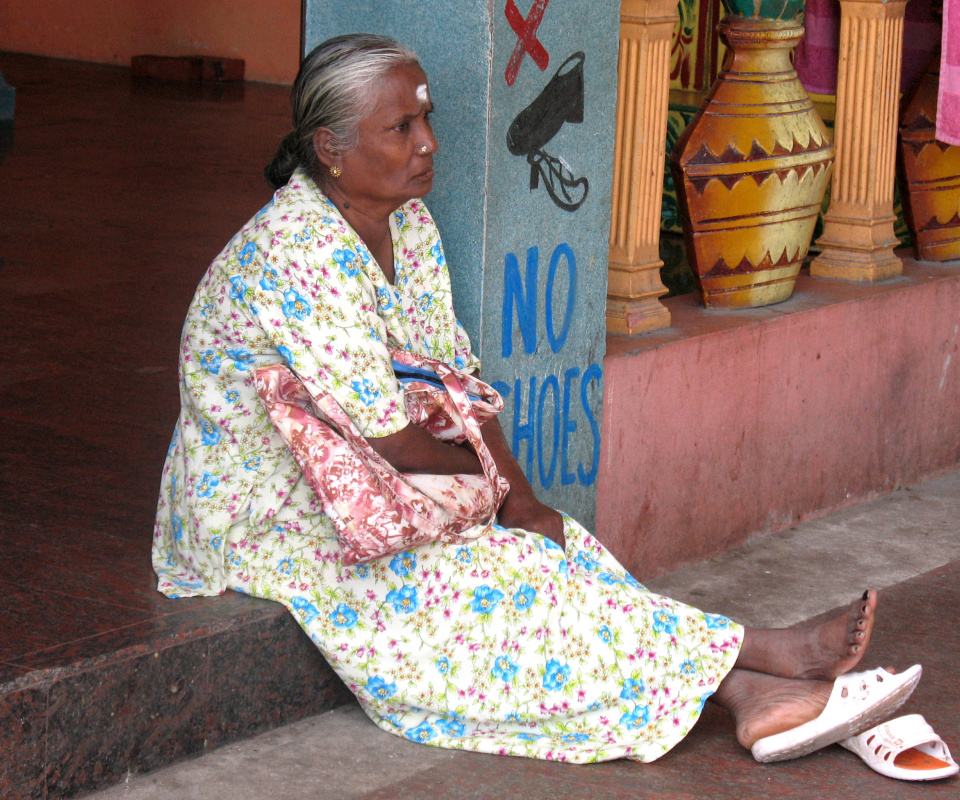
<box><xmin>416</xmin><ymin>84</ymin><xmax>429</xmax><ymax>103</ymax></box>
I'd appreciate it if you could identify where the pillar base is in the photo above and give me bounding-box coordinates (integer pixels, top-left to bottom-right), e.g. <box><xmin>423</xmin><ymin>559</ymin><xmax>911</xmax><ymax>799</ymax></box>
<box><xmin>606</xmin><ymin>297</ymin><xmax>672</xmax><ymax>335</ymax></box>
<box><xmin>811</xmin><ymin>215</ymin><xmax>903</xmax><ymax>282</ymax></box>
<box><xmin>810</xmin><ymin>247</ymin><xmax>902</xmax><ymax>282</ymax></box>
<box><xmin>606</xmin><ymin>257</ymin><xmax>671</xmax><ymax>335</ymax></box>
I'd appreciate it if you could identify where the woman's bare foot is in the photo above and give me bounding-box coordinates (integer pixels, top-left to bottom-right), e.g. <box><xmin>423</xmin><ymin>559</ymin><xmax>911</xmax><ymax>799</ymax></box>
<box><xmin>712</xmin><ymin>668</ymin><xmax>834</xmax><ymax>749</ymax></box>
<box><xmin>735</xmin><ymin>591</ymin><xmax>878</xmax><ymax>681</ymax></box>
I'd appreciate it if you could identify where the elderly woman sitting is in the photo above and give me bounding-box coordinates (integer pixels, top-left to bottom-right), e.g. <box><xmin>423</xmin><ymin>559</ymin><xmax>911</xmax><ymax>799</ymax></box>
<box><xmin>153</xmin><ymin>34</ymin><xmax>920</xmax><ymax>767</ymax></box>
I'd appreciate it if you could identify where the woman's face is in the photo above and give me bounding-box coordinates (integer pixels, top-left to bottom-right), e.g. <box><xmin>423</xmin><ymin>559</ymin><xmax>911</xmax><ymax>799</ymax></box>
<box><xmin>330</xmin><ymin>63</ymin><xmax>438</xmax><ymax>212</ymax></box>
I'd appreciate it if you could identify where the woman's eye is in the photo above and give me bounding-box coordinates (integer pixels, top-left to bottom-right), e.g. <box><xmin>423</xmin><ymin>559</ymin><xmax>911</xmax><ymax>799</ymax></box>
<box><xmin>395</xmin><ymin>121</ymin><xmax>410</xmax><ymax>132</ymax></box>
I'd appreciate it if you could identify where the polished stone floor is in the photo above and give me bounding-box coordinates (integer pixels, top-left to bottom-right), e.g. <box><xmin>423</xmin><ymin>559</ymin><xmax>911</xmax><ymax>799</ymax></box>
<box><xmin>0</xmin><ymin>54</ymin><xmax>287</xmax><ymax>680</ymax></box>
<box><xmin>0</xmin><ymin>53</ymin><xmax>351</xmax><ymax>800</ymax></box>
<box><xmin>1</xmin><ymin>52</ymin><xmax>958</xmax><ymax>800</ymax></box>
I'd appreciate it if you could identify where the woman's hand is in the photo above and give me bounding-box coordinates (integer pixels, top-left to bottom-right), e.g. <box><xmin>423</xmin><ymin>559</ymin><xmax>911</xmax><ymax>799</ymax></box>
<box><xmin>478</xmin><ymin>416</ymin><xmax>566</xmax><ymax>551</ymax></box>
<box><xmin>497</xmin><ymin>493</ymin><xmax>566</xmax><ymax>550</ymax></box>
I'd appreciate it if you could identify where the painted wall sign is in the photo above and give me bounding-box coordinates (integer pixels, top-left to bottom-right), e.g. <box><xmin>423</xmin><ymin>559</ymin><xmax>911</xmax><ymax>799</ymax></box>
<box><xmin>507</xmin><ymin>52</ymin><xmax>589</xmax><ymax>211</ymax></box>
<box><xmin>504</xmin><ymin>0</ymin><xmax>551</xmax><ymax>86</ymax></box>
<box><xmin>495</xmin><ymin>240</ymin><xmax>602</xmax><ymax>496</ymax></box>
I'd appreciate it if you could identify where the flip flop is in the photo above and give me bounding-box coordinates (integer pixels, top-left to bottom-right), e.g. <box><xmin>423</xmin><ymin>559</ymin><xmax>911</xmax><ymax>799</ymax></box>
<box><xmin>751</xmin><ymin>665</ymin><xmax>922</xmax><ymax>763</ymax></box>
<box><xmin>840</xmin><ymin>714</ymin><xmax>959</xmax><ymax>781</ymax></box>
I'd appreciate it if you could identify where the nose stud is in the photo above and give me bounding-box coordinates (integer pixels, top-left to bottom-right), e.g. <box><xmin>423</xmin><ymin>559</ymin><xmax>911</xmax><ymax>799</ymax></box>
<box><xmin>418</xmin><ymin>145</ymin><xmax>429</xmax><ymax>154</ymax></box>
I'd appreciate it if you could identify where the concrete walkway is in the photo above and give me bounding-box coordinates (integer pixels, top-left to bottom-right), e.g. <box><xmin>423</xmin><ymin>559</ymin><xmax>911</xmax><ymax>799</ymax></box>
<box><xmin>83</xmin><ymin>469</ymin><xmax>960</xmax><ymax>800</ymax></box>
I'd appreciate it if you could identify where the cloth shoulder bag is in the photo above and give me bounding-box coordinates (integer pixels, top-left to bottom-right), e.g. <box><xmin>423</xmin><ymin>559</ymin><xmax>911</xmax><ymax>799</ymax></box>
<box><xmin>253</xmin><ymin>348</ymin><xmax>510</xmax><ymax>564</ymax></box>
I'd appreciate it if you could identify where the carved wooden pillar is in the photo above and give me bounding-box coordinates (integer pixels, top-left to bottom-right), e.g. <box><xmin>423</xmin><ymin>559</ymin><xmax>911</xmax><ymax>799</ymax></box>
<box><xmin>607</xmin><ymin>0</ymin><xmax>677</xmax><ymax>335</ymax></box>
<box><xmin>810</xmin><ymin>0</ymin><xmax>910</xmax><ymax>281</ymax></box>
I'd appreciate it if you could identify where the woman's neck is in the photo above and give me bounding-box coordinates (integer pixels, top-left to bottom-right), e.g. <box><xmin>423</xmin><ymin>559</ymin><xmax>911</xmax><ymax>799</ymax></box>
<box><xmin>322</xmin><ymin>181</ymin><xmax>397</xmax><ymax>284</ymax></box>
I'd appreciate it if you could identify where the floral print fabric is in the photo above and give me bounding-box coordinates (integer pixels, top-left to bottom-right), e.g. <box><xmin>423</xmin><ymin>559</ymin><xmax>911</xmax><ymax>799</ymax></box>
<box><xmin>223</xmin><ymin>515</ymin><xmax>741</xmax><ymax>763</ymax></box>
<box><xmin>154</xmin><ymin>169</ymin><xmax>478</xmax><ymax>596</ymax></box>
<box><xmin>153</xmin><ymin>169</ymin><xmax>742</xmax><ymax>763</ymax></box>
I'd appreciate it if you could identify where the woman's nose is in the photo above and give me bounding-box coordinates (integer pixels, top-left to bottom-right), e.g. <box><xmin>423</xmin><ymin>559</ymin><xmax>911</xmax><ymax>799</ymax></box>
<box><xmin>419</xmin><ymin>125</ymin><xmax>438</xmax><ymax>155</ymax></box>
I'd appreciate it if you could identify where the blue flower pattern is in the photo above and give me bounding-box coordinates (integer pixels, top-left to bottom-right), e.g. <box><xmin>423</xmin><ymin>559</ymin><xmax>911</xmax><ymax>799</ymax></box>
<box><xmin>652</xmin><ymin>610</ymin><xmax>679</xmax><ymax>635</ymax></box>
<box><xmin>281</xmin><ymin>289</ymin><xmax>311</xmax><ymax>320</ymax></box>
<box><xmin>620</xmin><ymin>679</ymin><xmax>645</xmax><ymax>700</ymax></box>
<box><xmin>226</xmin><ymin>348</ymin><xmax>255</xmax><ymax>371</ymax></box>
<box><xmin>471</xmin><ymin>585</ymin><xmax>505</xmax><ymax>615</ymax></box>
<box><xmin>436</xmin><ymin>718</ymin><xmax>466</xmax><ymax>737</ymax></box>
<box><xmin>237</xmin><ymin>242</ymin><xmax>257</xmax><ymax>265</ymax></box>
<box><xmin>620</xmin><ymin>705</ymin><xmax>651</xmax><ymax>730</ymax></box>
<box><xmin>229</xmin><ymin>276</ymin><xmax>249</xmax><ymax>303</ymax></box>
<box><xmin>351</xmin><ymin>378</ymin><xmax>380</xmax><ymax>407</ymax></box>
<box><xmin>386</xmin><ymin>586</ymin><xmax>418</xmax><ymax>614</ymax></box>
<box><xmin>333</xmin><ymin>248</ymin><xmax>360</xmax><ymax>278</ymax></box>
<box><xmin>196</xmin><ymin>471</ymin><xmax>219</xmax><ymax>498</ymax></box>
<box><xmin>513</xmin><ymin>583</ymin><xmax>536</xmax><ymax>610</ymax></box>
<box><xmin>290</xmin><ymin>596</ymin><xmax>320</xmax><ymax>624</ymax></box>
<box><xmin>491</xmin><ymin>655</ymin><xmax>519</xmax><ymax>683</ymax></box>
<box><xmin>367</xmin><ymin>676</ymin><xmax>397</xmax><ymax>700</ymax></box>
<box><xmin>199</xmin><ymin>350</ymin><xmax>221</xmax><ymax>375</ymax></box>
<box><xmin>405</xmin><ymin>721</ymin><xmax>436</xmax><ymax>743</ymax></box>
<box><xmin>389</xmin><ymin>551</ymin><xmax>416</xmax><ymax>578</ymax></box>
<box><xmin>200</xmin><ymin>420</ymin><xmax>220</xmax><ymax>446</ymax></box>
<box><xmin>259</xmin><ymin>268</ymin><xmax>279</xmax><ymax>291</ymax></box>
<box><xmin>277</xmin><ymin>345</ymin><xmax>295</xmax><ymax>367</ymax></box>
<box><xmin>543</xmin><ymin>659</ymin><xmax>570</xmax><ymax>691</ymax></box>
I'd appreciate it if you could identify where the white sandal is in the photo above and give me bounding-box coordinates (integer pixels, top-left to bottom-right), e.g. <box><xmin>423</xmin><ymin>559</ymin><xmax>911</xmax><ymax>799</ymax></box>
<box><xmin>840</xmin><ymin>714</ymin><xmax>959</xmax><ymax>781</ymax></box>
<box><xmin>751</xmin><ymin>665</ymin><xmax>922</xmax><ymax>763</ymax></box>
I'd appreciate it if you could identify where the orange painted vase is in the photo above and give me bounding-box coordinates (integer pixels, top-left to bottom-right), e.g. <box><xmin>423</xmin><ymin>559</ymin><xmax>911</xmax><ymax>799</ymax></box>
<box><xmin>899</xmin><ymin>47</ymin><xmax>960</xmax><ymax>262</ymax></box>
<box><xmin>670</xmin><ymin>0</ymin><xmax>835</xmax><ymax>309</ymax></box>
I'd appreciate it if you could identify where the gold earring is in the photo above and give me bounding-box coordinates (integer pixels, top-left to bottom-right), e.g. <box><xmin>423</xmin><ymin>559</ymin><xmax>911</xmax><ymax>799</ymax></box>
<box><xmin>330</xmin><ymin>165</ymin><xmax>342</xmax><ymax>179</ymax></box>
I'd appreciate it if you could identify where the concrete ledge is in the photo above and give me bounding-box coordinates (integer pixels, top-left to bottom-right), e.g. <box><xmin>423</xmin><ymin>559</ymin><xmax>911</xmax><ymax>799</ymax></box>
<box><xmin>596</xmin><ymin>254</ymin><xmax>960</xmax><ymax>579</ymax></box>
<box><xmin>0</xmin><ymin>596</ymin><xmax>351</xmax><ymax>800</ymax></box>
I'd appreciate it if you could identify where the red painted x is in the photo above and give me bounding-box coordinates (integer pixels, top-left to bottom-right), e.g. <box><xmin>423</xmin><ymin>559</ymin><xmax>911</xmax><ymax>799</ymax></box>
<box><xmin>504</xmin><ymin>0</ymin><xmax>551</xmax><ymax>86</ymax></box>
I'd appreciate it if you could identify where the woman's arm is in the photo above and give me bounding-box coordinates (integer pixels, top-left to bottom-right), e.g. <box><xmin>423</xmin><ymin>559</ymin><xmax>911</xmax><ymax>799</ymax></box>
<box><xmin>366</xmin><ymin>422</ymin><xmax>483</xmax><ymax>475</ymax></box>
<box><xmin>366</xmin><ymin>415</ymin><xmax>566</xmax><ymax>549</ymax></box>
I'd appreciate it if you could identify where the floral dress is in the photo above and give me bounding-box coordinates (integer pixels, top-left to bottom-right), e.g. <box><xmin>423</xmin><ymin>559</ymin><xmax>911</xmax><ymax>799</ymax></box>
<box><xmin>153</xmin><ymin>170</ymin><xmax>742</xmax><ymax>764</ymax></box>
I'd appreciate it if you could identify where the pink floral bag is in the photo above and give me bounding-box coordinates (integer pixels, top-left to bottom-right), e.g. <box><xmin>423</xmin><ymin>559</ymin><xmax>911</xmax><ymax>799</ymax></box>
<box><xmin>253</xmin><ymin>349</ymin><xmax>510</xmax><ymax>565</ymax></box>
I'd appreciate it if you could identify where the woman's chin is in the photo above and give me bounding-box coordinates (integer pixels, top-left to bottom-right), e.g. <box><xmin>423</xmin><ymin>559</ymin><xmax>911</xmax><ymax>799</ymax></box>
<box><xmin>414</xmin><ymin>173</ymin><xmax>434</xmax><ymax>194</ymax></box>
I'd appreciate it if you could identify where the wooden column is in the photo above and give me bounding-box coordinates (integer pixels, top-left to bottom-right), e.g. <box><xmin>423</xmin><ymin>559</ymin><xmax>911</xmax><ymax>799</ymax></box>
<box><xmin>810</xmin><ymin>0</ymin><xmax>910</xmax><ymax>281</ymax></box>
<box><xmin>606</xmin><ymin>0</ymin><xmax>677</xmax><ymax>335</ymax></box>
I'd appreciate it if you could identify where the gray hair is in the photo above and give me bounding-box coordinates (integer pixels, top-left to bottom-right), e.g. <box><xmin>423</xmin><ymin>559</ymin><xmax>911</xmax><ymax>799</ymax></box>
<box><xmin>265</xmin><ymin>34</ymin><xmax>420</xmax><ymax>189</ymax></box>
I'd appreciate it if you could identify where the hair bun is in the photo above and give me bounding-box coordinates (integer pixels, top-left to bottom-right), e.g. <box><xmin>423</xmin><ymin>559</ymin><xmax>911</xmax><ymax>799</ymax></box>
<box><xmin>264</xmin><ymin>131</ymin><xmax>300</xmax><ymax>190</ymax></box>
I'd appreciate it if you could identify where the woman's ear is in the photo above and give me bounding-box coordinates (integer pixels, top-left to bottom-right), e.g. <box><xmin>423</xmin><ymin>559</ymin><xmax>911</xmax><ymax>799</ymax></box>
<box><xmin>312</xmin><ymin>128</ymin><xmax>339</xmax><ymax>170</ymax></box>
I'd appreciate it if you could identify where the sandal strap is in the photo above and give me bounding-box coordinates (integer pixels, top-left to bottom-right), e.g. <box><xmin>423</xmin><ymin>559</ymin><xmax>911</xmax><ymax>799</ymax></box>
<box><xmin>832</xmin><ymin>666</ymin><xmax>909</xmax><ymax>706</ymax></box>
<box><xmin>865</xmin><ymin>715</ymin><xmax>953</xmax><ymax>761</ymax></box>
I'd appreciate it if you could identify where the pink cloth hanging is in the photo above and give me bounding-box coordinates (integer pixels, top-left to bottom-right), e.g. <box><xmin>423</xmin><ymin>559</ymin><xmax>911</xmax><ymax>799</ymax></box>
<box><xmin>939</xmin><ymin>0</ymin><xmax>960</xmax><ymax>144</ymax></box>
<box><xmin>794</xmin><ymin>0</ymin><xmax>939</xmax><ymax>97</ymax></box>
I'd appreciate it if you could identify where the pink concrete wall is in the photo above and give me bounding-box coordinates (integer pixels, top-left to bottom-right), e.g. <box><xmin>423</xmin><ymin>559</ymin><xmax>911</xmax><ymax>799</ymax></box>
<box><xmin>596</xmin><ymin>260</ymin><xmax>960</xmax><ymax>580</ymax></box>
<box><xmin>0</xmin><ymin>0</ymin><xmax>301</xmax><ymax>84</ymax></box>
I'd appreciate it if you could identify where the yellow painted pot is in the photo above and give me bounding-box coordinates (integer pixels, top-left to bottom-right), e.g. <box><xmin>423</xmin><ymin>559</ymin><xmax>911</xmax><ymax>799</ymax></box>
<box><xmin>670</xmin><ymin>16</ymin><xmax>835</xmax><ymax>309</ymax></box>
<box><xmin>899</xmin><ymin>51</ymin><xmax>960</xmax><ymax>262</ymax></box>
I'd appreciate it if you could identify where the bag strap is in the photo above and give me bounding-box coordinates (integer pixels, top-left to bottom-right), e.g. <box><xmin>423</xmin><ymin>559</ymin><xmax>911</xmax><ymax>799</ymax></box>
<box><xmin>390</xmin><ymin>347</ymin><xmax>504</xmax><ymax>412</ymax></box>
<box><xmin>427</xmin><ymin>360</ymin><xmax>505</xmax><ymax>509</ymax></box>
<box><xmin>388</xmin><ymin>347</ymin><xmax>507</xmax><ymax>515</ymax></box>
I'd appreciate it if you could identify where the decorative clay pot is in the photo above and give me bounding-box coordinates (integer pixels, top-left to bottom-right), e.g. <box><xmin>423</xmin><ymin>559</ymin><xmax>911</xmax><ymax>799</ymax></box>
<box><xmin>899</xmin><ymin>47</ymin><xmax>960</xmax><ymax>262</ymax></box>
<box><xmin>670</xmin><ymin>0</ymin><xmax>835</xmax><ymax>309</ymax></box>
